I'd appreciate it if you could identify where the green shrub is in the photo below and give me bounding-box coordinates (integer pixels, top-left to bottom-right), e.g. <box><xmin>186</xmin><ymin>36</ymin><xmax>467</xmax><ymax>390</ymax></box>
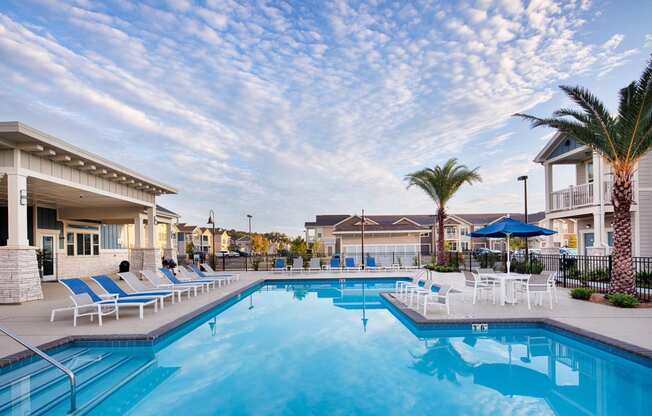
<box><xmin>581</xmin><ymin>269</ymin><xmax>610</xmax><ymax>282</ymax></box>
<box><xmin>570</xmin><ymin>287</ymin><xmax>594</xmax><ymax>300</ymax></box>
<box><xmin>424</xmin><ymin>264</ymin><xmax>457</xmax><ymax>273</ymax></box>
<box><xmin>607</xmin><ymin>292</ymin><xmax>639</xmax><ymax>308</ymax></box>
<box><xmin>511</xmin><ymin>258</ymin><xmax>544</xmax><ymax>274</ymax></box>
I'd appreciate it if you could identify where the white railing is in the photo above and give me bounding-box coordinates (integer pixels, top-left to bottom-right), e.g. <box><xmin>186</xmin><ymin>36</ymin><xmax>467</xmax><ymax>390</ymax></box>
<box><xmin>549</xmin><ymin>180</ymin><xmax>637</xmax><ymax>212</ymax></box>
<box><xmin>549</xmin><ymin>182</ymin><xmax>593</xmax><ymax>211</ymax></box>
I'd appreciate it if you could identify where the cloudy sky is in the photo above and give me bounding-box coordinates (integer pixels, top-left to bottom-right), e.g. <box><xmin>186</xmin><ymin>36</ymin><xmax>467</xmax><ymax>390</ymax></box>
<box><xmin>0</xmin><ymin>0</ymin><xmax>650</xmax><ymax>235</ymax></box>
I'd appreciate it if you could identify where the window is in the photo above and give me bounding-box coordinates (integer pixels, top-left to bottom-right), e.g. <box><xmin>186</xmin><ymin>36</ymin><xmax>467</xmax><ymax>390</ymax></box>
<box><xmin>461</xmin><ymin>241</ymin><xmax>469</xmax><ymax>251</ymax></box>
<box><xmin>607</xmin><ymin>231</ymin><xmax>614</xmax><ymax>247</ymax></box>
<box><xmin>67</xmin><ymin>233</ymin><xmax>74</xmax><ymax>256</ymax></box>
<box><xmin>93</xmin><ymin>234</ymin><xmax>100</xmax><ymax>254</ymax></box>
<box><xmin>101</xmin><ymin>224</ymin><xmax>125</xmax><ymax>249</ymax></box>
<box><xmin>586</xmin><ymin>161</ymin><xmax>594</xmax><ymax>183</ymax></box>
<box><xmin>74</xmin><ymin>233</ymin><xmax>97</xmax><ymax>256</ymax></box>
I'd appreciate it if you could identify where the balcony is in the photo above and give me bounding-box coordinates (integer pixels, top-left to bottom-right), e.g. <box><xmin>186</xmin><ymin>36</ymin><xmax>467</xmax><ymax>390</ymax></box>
<box><xmin>549</xmin><ymin>181</ymin><xmax>637</xmax><ymax>212</ymax></box>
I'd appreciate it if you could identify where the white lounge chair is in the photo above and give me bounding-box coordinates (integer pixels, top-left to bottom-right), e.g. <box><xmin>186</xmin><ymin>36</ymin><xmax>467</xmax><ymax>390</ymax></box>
<box><xmin>141</xmin><ymin>270</ymin><xmax>200</xmax><ymax>297</ymax></box>
<box><xmin>200</xmin><ymin>263</ymin><xmax>240</xmax><ymax>281</ymax></box>
<box><xmin>290</xmin><ymin>257</ymin><xmax>305</xmax><ymax>273</ymax></box>
<box><xmin>307</xmin><ymin>258</ymin><xmax>321</xmax><ymax>272</ymax></box>
<box><xmin>92</xmin><ymin>274</ymin><xmax>174</xmax><ymax>309</ymax></box>
<box><xmin>161</xmin><ymin>268</ymin><xmax>214</xmax><ymax>292</ymax></box>
<box><xmin>182</xmin><ymin>266</ymin><xmax>227</xmax><ymax>287</ymax></box>
<box><xmin>119</xmin><ymin>271</ymin><xmax>189</xmax><ymax>302</ymax></box>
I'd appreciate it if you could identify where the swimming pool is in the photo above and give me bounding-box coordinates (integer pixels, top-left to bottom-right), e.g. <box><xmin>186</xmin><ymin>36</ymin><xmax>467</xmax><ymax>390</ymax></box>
<box><xmin>1</xmin><ymin>278</ymin><xmax>651</xmax><ymax>415</ymax></box>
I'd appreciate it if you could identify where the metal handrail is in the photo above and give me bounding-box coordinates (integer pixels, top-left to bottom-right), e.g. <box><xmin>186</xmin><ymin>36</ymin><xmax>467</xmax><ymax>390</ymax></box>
<box><xmin>0</xmin><ymin>325</ymin><xmax>76</xmax><ymax>413</ymax></box>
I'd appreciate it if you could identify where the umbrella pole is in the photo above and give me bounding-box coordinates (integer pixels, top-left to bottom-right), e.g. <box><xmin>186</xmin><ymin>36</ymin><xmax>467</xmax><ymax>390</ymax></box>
<box><xmin>506</xmin><ymin>233</ymin><xmax>511</xmax><ymax>274</ymax></box>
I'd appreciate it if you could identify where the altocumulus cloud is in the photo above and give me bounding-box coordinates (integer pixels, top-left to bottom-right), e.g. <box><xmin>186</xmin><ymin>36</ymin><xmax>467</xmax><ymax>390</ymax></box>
<box><xmin>0</xmin><ymin>0</ymin><xmax>642</xmax><ymax>233</ymax></box>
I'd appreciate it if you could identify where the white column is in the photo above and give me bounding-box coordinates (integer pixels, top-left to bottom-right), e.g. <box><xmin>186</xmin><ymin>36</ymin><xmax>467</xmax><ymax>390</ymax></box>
<box><xmin>146</xmin><ymin>206</ymin><xmax>157</xmax><ymax>249</ymax></box>
<box><xmin>165</xmin><ymin>223</ymin><xmax>173</xmax><ymax>249</ymax></box>
<box><xmin>6</xmin><ymin>173</ymin><xmax>30</xmax><ymax>247</ymax></box>
<box><xmin>545</xmin><ymin>218</ymin><xmax>554</xmax><ymax>249</ymax></box>
<box><xmin>593</xmin><ymin>209</ymin><xmax>605</xmax><ymax>250</ymax></box>
<box><xmin>544</xmin><ymin>162</ymin><xmax>553</xmax><ymax>212</ymax></box>
<box><xmin>134</xmin><ymin>213</ymin><xmax>144</xmax><ymax>248</ymax></box>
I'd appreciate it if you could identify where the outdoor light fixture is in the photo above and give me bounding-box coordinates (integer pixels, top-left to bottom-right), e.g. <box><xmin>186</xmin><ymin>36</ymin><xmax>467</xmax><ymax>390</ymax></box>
<box><xmin>19</xmin><ymin>189</ymin><xmax>27</xmax><ymax>206</ymax></box>
<box><xmin>207</xmin><ymin>209</ymin><xmax>216</xmax><ymax>269</ymax></box>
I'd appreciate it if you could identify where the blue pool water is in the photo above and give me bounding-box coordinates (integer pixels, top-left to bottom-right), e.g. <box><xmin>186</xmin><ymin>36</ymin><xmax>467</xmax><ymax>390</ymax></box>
<box><xmin>2</xmin><ymin>279</ymin><xmax>651</xmax><ymax>415</ymax></box>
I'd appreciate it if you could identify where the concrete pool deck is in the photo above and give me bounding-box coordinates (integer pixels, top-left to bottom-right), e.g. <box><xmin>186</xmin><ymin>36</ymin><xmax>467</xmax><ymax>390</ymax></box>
<box><xmin>1</xmin><ymin>271</ymin><xmax>652</xmax><ymax>365</ymax></box>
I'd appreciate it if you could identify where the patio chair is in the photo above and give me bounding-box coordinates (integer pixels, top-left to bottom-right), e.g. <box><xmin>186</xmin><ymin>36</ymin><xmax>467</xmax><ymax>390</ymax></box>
<box><xmin>322</xmin><ymin>257</ymin><xmax>341</xmax><ymax>271</ymax></box>
<box><xmin>185</xmin><ymin>265</ymin><xmax>228</xmax><ymax>286</ymax></box>
<box><xmin>200</xmin><ymin>263</ymin><xmax>240</xmax><ymax>281</ymax></box>
<box><xmin>50</xmin><ymin>293</ymin><xmax>118</xmax><ymax>327</ymax></box>
<box><xmin>119</xmin><ymin>271</ymin><xmax>189</xmax><ymax>302</ymax></box>
<box><xmin>403</xmin><ymin>277</ymin><xmax>429</xmax><ymax>306</ymax></box>
<box><xmin>272</xmin><ymin>258</ymin><xmax>287</xmax><ymax>273</ymax></box>
<box><xmin>365</xmin><ymin>256</ymin><xmax>381</xmax><ymax>271</ymax></box>
<box><xmin>307</xmin><ymin>258</ymin><xmax>321</xmax><ymax>272</ymax></box>
<box><xmin>58</xmin><ymin>278</ymin><xmax>158</xmax><ymax>322</ymax></box>
<box><xmin>290</xmin><ymin>257</ymin><xmax>305</xmax><ymax>273</ymax></box>
<box><xmin>92</xmin><ymin>274</ymin><xmax>174</xmax><ymax>309</ymax></box>
<box><xmin>419</xmin><ymin>283</ymin><xmax>452</xmax><ymax>315</ymax></box>
<box><xmin>541</xmin><ymin>271</ymin><xmax>559</xmax><ymax>303</ymax></box>
<box><xmin>395</xmin><ymin>276</ymin><xmax>422</xmax><ymax>296</ymax></box>
<box><xmin>463</xmin><ymin>271</ymin><xmax>497</xmax><ymax>304</ymax></box>
<box><xmin>160</xmin><ymin>268</ymin><xmax>214</xmax><ymax>292</ymax></box>
<box><xmin>344</xmin><ymin>257</ymin><xmax>361</xmax><ymax>271</ymax></box>
<box><xmin>525</xmin><ymin>274</ymin><xmax>553</xmax><ymax>310</ymax></box>
<box><xmin>141</xmin><ymin>270</ymin><xmax>200</xmax><ymax>297</ymax></box>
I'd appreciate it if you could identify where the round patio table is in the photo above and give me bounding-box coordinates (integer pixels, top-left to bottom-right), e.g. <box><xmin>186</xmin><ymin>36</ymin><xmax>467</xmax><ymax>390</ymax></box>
<box><xmin>480</xmin><ymin>273</ymin><xmax>528</xmax><ymax>306</ymax></box>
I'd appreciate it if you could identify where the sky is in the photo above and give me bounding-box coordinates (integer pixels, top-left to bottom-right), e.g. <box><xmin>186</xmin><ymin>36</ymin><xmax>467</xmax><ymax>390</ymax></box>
<box><xmin>0</xmin><ymin>0</ymin><xmax>651</xmax><ymax>236</ymax></box>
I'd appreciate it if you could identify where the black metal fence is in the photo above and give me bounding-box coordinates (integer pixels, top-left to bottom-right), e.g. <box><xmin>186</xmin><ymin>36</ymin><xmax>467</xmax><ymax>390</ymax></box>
<box><xmin>447</xmin><ymin>251</ymin><xmax>652</xmax><ymax>302</ymax></box>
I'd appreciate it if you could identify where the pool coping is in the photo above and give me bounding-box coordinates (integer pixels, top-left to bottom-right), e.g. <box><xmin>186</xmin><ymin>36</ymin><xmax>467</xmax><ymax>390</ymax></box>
<box><xmin>380</xmin><ymin>292</ymin><xmax>652</xmax><ymax>363</ymax></box>
<box><xmin>3</xmin><ymin>277</ymin><xmax>652</xmax><ymax>368</ymax></box>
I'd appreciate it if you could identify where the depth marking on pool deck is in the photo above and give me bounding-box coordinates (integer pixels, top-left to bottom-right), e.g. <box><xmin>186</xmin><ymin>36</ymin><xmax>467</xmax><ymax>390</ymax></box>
<box><xmin>380</xmin><ymin>292</ymin><xmax>652</xmax><ymax>363</ymax></box>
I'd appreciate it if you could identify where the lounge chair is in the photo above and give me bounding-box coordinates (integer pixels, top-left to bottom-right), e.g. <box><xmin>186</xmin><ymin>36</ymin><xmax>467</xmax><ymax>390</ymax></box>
<box><xmin>290</xmin><ymin>257</ymin><xmax>304</xmax><ymax>273</ymax></box>
<box><xmin>364</xmin><ymin>256</ymin><xmax>381</xmax><ymax>271</ymax></box>
<box><xmin>91</xmin><ymin>274</ymin><xmax>174</xmax><ymax>309</ymax></box>
<box><xmin>419</xmin><ymin>283</ymin><xmax>452</xmax><ymax>315</ymax></box>
<box><xmin>160</xmin><ymin>268</ymin><xmax>214</xmax><ymax>292</ymax></box>
<box><xmin>181</xmin><ymin>266</ymin><xmax>227</xmax><ymax>287</ymax></box>
<box><xmin>50</xmin><ymin>293</ymin><xmax>118</xmax><ymax>327</ymax></box>
<box><xmin>141</xmin><ymin>270</ymin><xmax>200</xmax><ymax>297</ymax></box>
<box><xmin>344</xmin><ymin>257</ymin><xmax>361</xmax><ymax>271</ymax></box>
<box><xmin>307</xmin><ymin>258</ymin><xmax>321</xmax><ymax>272</ymax></box>
<box><xmin>322</xmin><ymin>257</ymin><xmax>341</xmax><ymax>271</ymax></box>
<box><xmin>200</xmin><ymin>263</ymin><xmax>240</xmax><ymax>281</ymax></box>
<box><xmin>272</xmin><ymin>258</ymin><xmax>287</xmax><ymax>273</ymax></box>
<box><xmin>57</xmin><ymin>278</ymin><xmax>158</xmax><ymax>322</ymax></box>
<box><xmin>524</xmin><ymin>274</ymin><xmax>553</xmax><ymax>310</ymax></box>
<box><xmin>119</xmin><ymin>271</ymin><xmax>189</xmax><ymax>302</ymax></box>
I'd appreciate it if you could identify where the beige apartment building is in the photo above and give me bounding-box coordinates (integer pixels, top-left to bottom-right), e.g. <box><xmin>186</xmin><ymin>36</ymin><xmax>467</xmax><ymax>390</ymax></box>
<box><xmin>535</xmin><ymin>133</ymin><xmax>652</xmax><ymax>256</ymax></box>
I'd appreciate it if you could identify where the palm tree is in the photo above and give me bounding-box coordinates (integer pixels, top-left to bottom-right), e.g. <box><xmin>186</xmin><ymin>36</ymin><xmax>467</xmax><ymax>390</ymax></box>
<box><xmin>405</xmin><ymin>159</ymin><xmax>481</xmax><ymax>265</ymax></box>
<box><xmin>514</xmin><ymin>56</ymin><xmax>652</xmax><ymax>296</ymax></box>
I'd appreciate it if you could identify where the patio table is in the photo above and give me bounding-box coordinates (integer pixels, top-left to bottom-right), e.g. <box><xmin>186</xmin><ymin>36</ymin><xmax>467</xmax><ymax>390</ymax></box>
<box><xmin>480</xmin><ymin>273</ymin><xmax>528</xmax><ymax>306</ymax></box>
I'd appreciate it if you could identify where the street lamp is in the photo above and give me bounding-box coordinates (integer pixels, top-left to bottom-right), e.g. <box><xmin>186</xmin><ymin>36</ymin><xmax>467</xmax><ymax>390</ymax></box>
<box><xmin>361</xmin><ymin>209</ymin><xmax>365</xmax><ymax>270</ymax></box>
<box><xmin>246</xmin><ymin>214</ymin><xmax>252</xmax><ymax>270</ymax></box>
<box><xmin>207</xmin><ymin>209</ymin><xmax>216</xmax><ymax>270</ymax></box>
<box><xmin>517</xmin><ymin>175</ymin><xmax>529</xmax><ymax>263</ymax></box>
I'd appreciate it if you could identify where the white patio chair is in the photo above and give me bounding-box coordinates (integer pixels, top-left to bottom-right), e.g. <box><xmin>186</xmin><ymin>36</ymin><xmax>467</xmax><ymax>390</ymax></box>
<box><xmin>290</xmin><ymin>257</ymin><xmax>305</xmax><ymax>273</ymax></box>
<box><xmin>463</xmin><ymin>271</ymin><xmax>496</xmax><ymax>304</ymax></box>
<box><xmin>307</xmin><ymin>258</ymin><xmax>321</xmax><ymax>272</ymax></box>
<box><xmin>525</xmin><ymin>274</ymin><xmax>553</xmax><ymax>310</ymax></box>
<box><xmin>419</xmin><ymin>283</ymin><xmax>452</xmax><ymax>316</ymax></box>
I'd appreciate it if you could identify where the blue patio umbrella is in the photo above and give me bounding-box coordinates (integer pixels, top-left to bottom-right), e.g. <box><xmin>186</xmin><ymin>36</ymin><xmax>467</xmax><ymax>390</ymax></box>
<box><xmin>470</xmin><ymin>217</ymin><xmax>556</xmax><ymax>273</ymax></box>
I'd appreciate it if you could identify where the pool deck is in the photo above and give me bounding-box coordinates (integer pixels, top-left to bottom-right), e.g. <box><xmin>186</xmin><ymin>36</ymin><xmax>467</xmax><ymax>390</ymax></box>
<box><xmin>2</xmin><ymin>271</ymin><xmax>652</xmax><ymax>365</ymax></box>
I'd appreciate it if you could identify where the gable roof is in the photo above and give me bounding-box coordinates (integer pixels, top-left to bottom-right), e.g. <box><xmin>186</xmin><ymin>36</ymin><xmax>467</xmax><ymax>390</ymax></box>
<box><xmin>156</xmin><ymin>205</ymin><xmax>179</xmax><ymax>218</ymax></box>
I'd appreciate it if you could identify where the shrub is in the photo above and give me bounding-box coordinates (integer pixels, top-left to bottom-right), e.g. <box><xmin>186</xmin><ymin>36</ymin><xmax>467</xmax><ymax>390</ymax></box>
<box><xmin>424</xmin><ymin>264</ymin><xmax>457</xmax><ymax>273</ymax></box>
<box><xmin>607</xmin><ymin>292</ymin><xmax>639</xmax><ymax>308</ymax></box>
<box><xmin>570</xmin><ymin>287</ymin><xmax>594</xmax><ymax>300</ymax></box>
<box><xmin>582</xmin><ymin>269</ymin><xmax>610</xmax><ymax>282</ymax></box>
<box><xmin>511</xmin><ymin>258</ymin><xmax>544</xmax><ymax>274</ymax></box>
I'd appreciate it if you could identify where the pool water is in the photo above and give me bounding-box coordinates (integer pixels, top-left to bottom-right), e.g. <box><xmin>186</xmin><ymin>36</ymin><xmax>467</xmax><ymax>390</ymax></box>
<box><xmin>2</xmin><ymin>279</ymin><xmax>651</xmax><ymax>415</ymax></box>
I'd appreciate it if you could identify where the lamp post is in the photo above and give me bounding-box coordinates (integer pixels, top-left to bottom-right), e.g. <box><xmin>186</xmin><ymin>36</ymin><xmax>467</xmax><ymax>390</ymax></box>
<box><xmin>517</xmin><ymin>175</ymin><xmax>529</xmax><ymax>266</ymax></box>
<box><xmin>246</xmin><ymin>214</ymin><xmax>252</xmax><ymax>271</ymax></box>
<box><xmin>207</xmin><ymin>209</ymin><xmax>216</xmax><ymax>270</ymax></box>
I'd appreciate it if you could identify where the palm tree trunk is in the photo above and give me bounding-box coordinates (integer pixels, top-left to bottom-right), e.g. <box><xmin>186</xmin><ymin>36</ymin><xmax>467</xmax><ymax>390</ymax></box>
<box><xmin>437</xmin><ymin>207</ymin><xmax>446</xmax><ymax>265</ymax></box>
<box><xmin>609</xmin><ymin>170</ymin><xmax>636</xmax><ymax>295</ymax></box>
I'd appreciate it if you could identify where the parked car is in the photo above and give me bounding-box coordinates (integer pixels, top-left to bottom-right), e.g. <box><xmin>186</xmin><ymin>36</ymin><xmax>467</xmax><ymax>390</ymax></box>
<box><xmin>216</xmin><ymin>251</ymin><xmax>240</xmax><ymax>257</ymax></box>
<box><xmin>473</xmin><ymin>247</ymin><xmax>501</xmax><ymax>257</ymax></box>
<box><xmin>513</xmin><ymin>248</ymin><xmax>541</xmax><ymax>257</ymax></box>
<box><xmin>559</xmin><ymin>247</ymin><xmax>577</xmax><ymax>256</ymax></box>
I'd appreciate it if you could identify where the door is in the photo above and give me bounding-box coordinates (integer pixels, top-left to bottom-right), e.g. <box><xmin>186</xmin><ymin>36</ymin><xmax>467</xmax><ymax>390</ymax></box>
<box><xmin>583</xmin><ymin>232</ymin><xmax>595</xmax><ymax>255</ymax></box>
<box><xmin>41</xmin><ymin>235</ymin><xmax>56</xmax><ymax>280</ymax></box>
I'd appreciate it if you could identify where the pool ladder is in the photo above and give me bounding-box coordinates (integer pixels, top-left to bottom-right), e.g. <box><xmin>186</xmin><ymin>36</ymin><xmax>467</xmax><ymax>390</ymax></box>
<box><xmin>0</xmin><ymin>325</ymin><xmax>77</xmax><ymax>413</ymax></box>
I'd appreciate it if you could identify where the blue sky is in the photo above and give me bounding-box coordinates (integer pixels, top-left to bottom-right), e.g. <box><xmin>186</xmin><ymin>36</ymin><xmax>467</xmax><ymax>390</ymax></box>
<box><xmin>0</xmin><ymin>0</ymin><xmax>650</xmax><ymax>235</ymax></box>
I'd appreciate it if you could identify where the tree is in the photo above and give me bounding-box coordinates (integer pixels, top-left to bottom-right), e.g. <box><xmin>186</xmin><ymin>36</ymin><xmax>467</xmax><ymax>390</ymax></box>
<box><xmin>310</xmin><ymin>240</ymin><xmax>322</xmax><ymax>256</ymax></box>
<box><xmin>185</xmin><ymin>241</ymin><xmax>195</xmax><ymax>257</ymax></box>
<box><xmin>514</xmin><ymin>56</ymin><xmax>652</xmax><ymax>295</ymax></box>
<box><xmin>251</xmin><ymin>234</ymin><xmax>270</xmax><ymax>255</ymax></box>
<box><xmin>405</xmin><ymin>159</ymin><xmax>481</xmax><ymax>265</ymax></box>
<box><xmin>290</xmin><ymin>236</ymin><xmax>307</xmax><ymax>256</ymax></box>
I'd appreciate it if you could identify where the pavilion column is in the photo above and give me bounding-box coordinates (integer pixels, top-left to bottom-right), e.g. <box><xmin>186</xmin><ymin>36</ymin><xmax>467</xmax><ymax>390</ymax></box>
<box><xmin>163</xmin><ymin>223</ymin><xmax>177</xmax><ymax>263</ymax></box>
<box><xmin>0</xmin><ymin>171</ymin><xmax>43</xmax><ymax>303</ymax></box>
<box><xmin>128</xmin><ymin>208</ymin><xmax>161</xmax><ymax>272</ymax></box>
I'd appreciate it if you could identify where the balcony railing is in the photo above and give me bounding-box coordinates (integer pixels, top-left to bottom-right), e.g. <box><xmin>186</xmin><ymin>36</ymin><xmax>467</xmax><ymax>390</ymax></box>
<box><xmin>549</xmin><ymin>180</ymin><xmax>637</xmax><ymax>212</ymax></box>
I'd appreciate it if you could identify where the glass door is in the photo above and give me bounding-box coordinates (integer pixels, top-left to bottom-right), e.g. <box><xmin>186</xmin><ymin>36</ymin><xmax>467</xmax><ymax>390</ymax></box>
<box><xmin>41</xmin><ymin>235</ymin><xmax>55</xmax><ymax>280</ymax></box>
